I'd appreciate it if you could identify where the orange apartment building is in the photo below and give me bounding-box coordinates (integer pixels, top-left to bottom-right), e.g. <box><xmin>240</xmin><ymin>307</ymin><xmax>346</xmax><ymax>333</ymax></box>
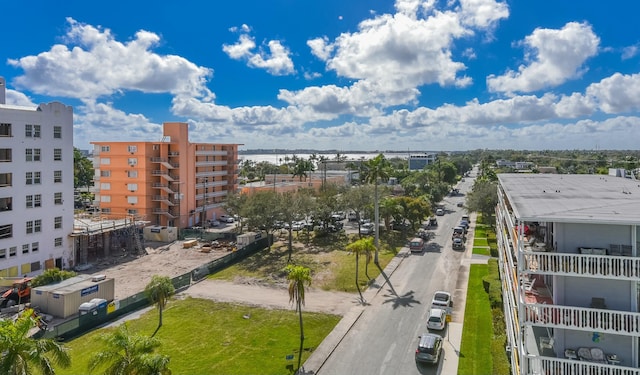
<box><xmin>91</xmin><ymin>122</ymin><xmax>240</xmax><ymax>229</ymax></box>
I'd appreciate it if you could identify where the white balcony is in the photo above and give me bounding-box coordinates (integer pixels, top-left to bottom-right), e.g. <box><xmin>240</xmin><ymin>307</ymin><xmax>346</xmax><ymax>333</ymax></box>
<box><xmin>522</xmin><ymin>252</ymin><xmax>640</xmax><ymax>280</ymax></box>
<box><xmin>526</xmin><ymin>355</ymin><xmax>638</xmax><ymax>375</ymax></box>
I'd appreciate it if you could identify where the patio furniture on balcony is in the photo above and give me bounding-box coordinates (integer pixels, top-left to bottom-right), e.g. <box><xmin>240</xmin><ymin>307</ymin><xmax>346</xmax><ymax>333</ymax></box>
<box><xmin>577</xmin><ymin>347</ymin><xmax>592</xmax><ymax>361</ymax></box>
<box><xmin>590</xmin><ymin>347</ymin><xmax>607</xmax><ymax>364</ymax></box>
<box><xmin>539</xmin><ymin>337</ymin><xmax>554</xmax><ymax>350</ymax></box>
<box><xmin>564</xmin><ymin>349</ymin><xmax>577</xmax><ymax>360</ymax></box>
<box><xmin>606</xmin><ymin>354</ymin><xmax>621</xmax><ymax>365</ymax></box>
<box><xmin>590</xmin><ymin>297</ymin><xmax>607</xmax><ymax>309</ymax></box>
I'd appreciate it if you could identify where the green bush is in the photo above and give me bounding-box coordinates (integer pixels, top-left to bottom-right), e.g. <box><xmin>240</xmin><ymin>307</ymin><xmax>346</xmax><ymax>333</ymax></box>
<box><xmin>482</xmin><ymin>259</ymin><xmax>503</xmax><ymax>309</ymax></box>
<box><xmin>31</xmin><ymin>268</ymin><xmax>77</xmax><ymax>287</ymax></box>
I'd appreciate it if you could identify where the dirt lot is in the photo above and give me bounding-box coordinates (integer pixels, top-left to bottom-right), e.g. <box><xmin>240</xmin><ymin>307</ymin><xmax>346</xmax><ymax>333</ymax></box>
<box><xmin>76</xmin><ymin>239</ymin><xmax>355</xmax><ymax>315</ymax></box>
<box><xmin>76</xmin><ymin>239</ymin><xmax>234</xmax><ymax>300</ymax></box>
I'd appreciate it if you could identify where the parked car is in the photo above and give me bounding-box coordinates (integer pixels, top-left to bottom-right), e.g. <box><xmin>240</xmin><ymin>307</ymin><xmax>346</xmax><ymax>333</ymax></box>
<box><xmin>431</xmin><ymin>291</ymin><xmax>453</xmax><ymax>309</ymax></box>
<box><xmin>452</xmin><ymin>226</ymin><xmax>465</xmax><ymax>240</ymax></box>
<box><xmin>457</xmin><ymin>202</ymin><xmax>464</xmax><ymax>207</ymax></box>
<box><xmin>359</xmin><ymin>222</ymin><xmax>375</xmax><ymax>235</ymax></box>
<box><xmin>461</xmin><ymin>214</ymin><xmax>469</xmax><ymax>222</ymax></box>
<box><xmin>435</xmin><ymin>208</ymin><xmax>444</xmax><ymax>216</ymax></box>
<box><xmin>428</xmin><ymin>217</ymin><xmax>438</xmax><ymax>227</ymax></box>
<box><xmin>207</xmin><ymin>219</ymin><xmax>220</xmax><ymax>227</ymax></box>
<box><xmin>426</xmin><ymin>308</ymin><xmax>447</xmax><ymax>331</ymax></box>
<box><xmin>415</xmin><ymin>333</ymin><xmax>443</xmax><ymax>364</ymax></box>
<box><xmin>459</xmin><ymin>220</ymin><xmax>469</xmax><ymax>233</ymax></box>
<box><xmin>219</xmin><ymin>215</ymin><xmax>235</xmax><ymax>223</ymax></box>
<box><xmin>452</xmin><ymin>237</ymin><xmax>465</xmax><ymax>250</ymax></box>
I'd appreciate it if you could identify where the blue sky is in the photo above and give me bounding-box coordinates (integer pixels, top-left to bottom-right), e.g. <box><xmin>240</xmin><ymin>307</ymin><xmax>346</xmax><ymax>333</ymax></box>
<box><xmin>2</xmin><ymin>0</ymin><xmax>640</xmax><ymax>151</ymax></box>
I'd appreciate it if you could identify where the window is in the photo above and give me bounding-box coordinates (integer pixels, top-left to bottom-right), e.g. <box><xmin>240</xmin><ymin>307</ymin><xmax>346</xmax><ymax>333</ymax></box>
<box><xmin>153</xmin><ymin>145</ymin><xmax>159</xmax><ymax>150</ymax></box>
<box><xmin>54</xmin><ymin>192</ymin><xmax>63</xmax><ymax>205</ymax></box>
<box><xmin>0</xmin><ymin>173</ymin><xmax>11</xmax><ymax>187</ymax></box>
<box><xmin>34</xmin><ymin>172</ymin><xmax>41</xmax><ymax>184</ymax></box>
<box><xmin>31</xmin><ymin>242</ymin><xmax>38</xmax><ymax>253</ymax></box>
<box><xmin>0</xmin><ymin>123</ymin><xmax>11</xmax><ymax>137</ymax></box>
<box><xmin>128</xmin><ymin>145</ymin><xmax>137</xmax><ymax>153</ymax></box>
<box><xmin>54</xmin><ymin>149</ymin><xmax>62</xmax><ymax>161</ymax></box>
<box><xmin>100</xmin><ymin>182</ymin><xmax>111</xmax><ymax>190</ymax></box>
<box><xmin>54</xmin><ymin>216</ymin><xmax>62</xmax><ymax>229</ymax></box>
<box><xmin>34</xmin><ymin>148</ymin><xmax>41</xmax><ymax>161</ymax></box>
<box><xmin>34</xmin><ymin>220</ymin><xmax>41</xmax><ymax>233</ymax></box>
<box><xmin>0</xmin><ymin>197</ymin><xmax>11</xmax><ymax>211</ymax></box>
<box><xmin>54</xmin><ymin>237</ymin><xmax>63</xmax><ymax>247</ymax></box>
<box><xmin>25</xmin><ymin>124</ymin><xmax>33</xmax><ymax>137</ymax></box>
<box><xmin>22</xmin><ymin>244</ymin><xmax>29</xmax><ymax>254</ymax></box>
<box><xmin>127</xmin><ymin>183</ymin><xmax>138</xmax><ymax>191</ymax></box>
<box><xmin>0</xmin><ymin>248</ymin><xmax>5</xmax><ymax>259</ymax></box>
<box><xmin>54</xmin><ymin>171</ymin><xmax>61</xmax><ymax>183</ymax></box>
<box><xmin>100</xmin><ymin>170</ymin><xmax>111</xmax><ymax>177</ymax></box>
<box><xmin>34</xmin><ymin>194</ymin><xmax>41</xmax><ymax>207</ymax></box>
<box><xmin>127</xmin><ymin>170</ymin><xmax>138</xmax><ymax>178</ymax></box>
<box><xmin>101</xmin><ymin>158</ymin><xmax>110</xmax><ymax>165</ymax></box>
<box><xmin>0</xmin><ymin>225</ymin><xmax>13</xmax><ymax>239</ymax></box>
<box><xmin>26</xmin><ymin>172</ymin><xmax>32</xmax><ymax>185</ymax></box>
<box><xmin>127</xmin><ymin>209</ymin><xmax>138</xmax><ymax>215</ymax></box>
<box><xmin>127</xmin><ymin>158</ymin><xmax>137</xmax><ymax>166</ymax></box>
<box><xmin>26</xmin><ymin>148</ymin><xmax>32</xmax><ymax>161</ymax></box>
<box><xmin>26</xmin><ymin>195</ymin><xmax>33</xmax><ymax>208</ymax></box>
<box><xmin>0</xmin><ymin>148</ymin><xmax>11</xmax><ymax>162</ymax></box>
<box><xmin>9</xmin><ymin>247</ymin><xmax>16</xmax><ymax>257</ymax></box>
<box><xmin>101</xmin><ymin>145</ymin><xmax>110</xmax><ymax>152</ymax></box>
<box><xmin>26</xmin><ymin>221</ymin><xmax>33</xmax><ymax>234</ymax></box>
<box><xmin>54</xmin><ymin>126</ymin><xmax>62</xmax><ymax>139</ymax></box>
<box><xmin>127</xmin><ymin>196</ymin><xmax>138</xmax><ymax>204</ymax></box>
<box><xmin>101</xmin><ymin>208</ymin><xmax>111</xmax><ymax>214</ymax></box>
<box><xmin>33</xmin><ymin>125</ymin><xmax>41</xmax><ymax>138</ymax></box>
<box><xmin>100</xmin><ymin>195</ymin><xmax>111</xmax><ymax>203</ymax></box>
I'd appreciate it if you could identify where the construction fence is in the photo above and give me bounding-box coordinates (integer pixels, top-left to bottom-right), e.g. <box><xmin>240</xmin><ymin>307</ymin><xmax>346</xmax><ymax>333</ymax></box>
<box><xmin>36</xmin><ymin>235</ymin><xmax>271</xmax><ymax>340</ymax></box>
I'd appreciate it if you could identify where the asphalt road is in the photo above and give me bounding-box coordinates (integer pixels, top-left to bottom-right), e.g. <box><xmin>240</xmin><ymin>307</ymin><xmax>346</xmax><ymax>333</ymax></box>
<box><xmin>316</xmin><ymin>175</ymin><xmax>477</xmax><ymax>375</ymax></box>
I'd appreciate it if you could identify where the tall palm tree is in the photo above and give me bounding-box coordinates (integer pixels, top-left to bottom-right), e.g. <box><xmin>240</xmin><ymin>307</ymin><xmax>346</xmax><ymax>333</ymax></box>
<box><xmin>362</xmin><ymin>154</ymin><xmax>391</xmax><ymax>264</ymax></box>
<box><xmin>0</xmin><ymin>309</ymin><xmax>71</xmax><ymax>375</ymax></box>
<box><xmin>88</xmin><ymin>323</ymin><xmax>171</xmax><ymax>375</ymax></box>
<box><xmin>346</xmin><ymin>237</ymin><xmax>375</xmax><ymax>303</ymax></box>
<box><xmin>284</xmin><ymin>264</ymin><xmax>312</xmax><ymax>373</ymax></box>
<box><xmin>144</xmin><ymin>275</ymin><xmax>175</xmax><ymax>337</ymax></box>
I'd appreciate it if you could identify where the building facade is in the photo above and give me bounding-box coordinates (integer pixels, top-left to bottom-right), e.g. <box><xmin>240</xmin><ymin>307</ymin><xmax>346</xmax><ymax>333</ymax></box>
<box><xmin>0</xmin><ymin>77</ymin><xmax>75</xmax><ymax>276</ymax></box>
<box><xmin>496</xmin><ymin>173</ymin><xmax>640</xmax><ymax>374</ymax></box>
<box><xmin>91</xmin><ymin>122</ymin><xmax>240</xmax><ymax>229</ymax></box>
<box><xmin>408</xmin><ymin>153</ymin><xmax>437</xmax><ymax>171</ymax></box>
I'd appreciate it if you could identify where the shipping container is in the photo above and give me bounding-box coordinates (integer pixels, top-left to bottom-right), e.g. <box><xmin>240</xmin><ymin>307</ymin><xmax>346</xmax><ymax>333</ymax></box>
<box><xmin>31</xmin><ymin>275</ymin><xmax>93</xmax><ymax>313</ymax></box>
<box><xmin>34</xmin><ymin>277</ymin><xmax>114</xmax><ymax>318</ymax></box>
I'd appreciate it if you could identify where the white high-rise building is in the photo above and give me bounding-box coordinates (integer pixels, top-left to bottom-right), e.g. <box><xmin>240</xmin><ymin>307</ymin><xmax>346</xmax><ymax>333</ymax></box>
<box><xmin>0</xmin><ymin>77</ymin><xmax>75</xmax><ymax>277</ymax></box>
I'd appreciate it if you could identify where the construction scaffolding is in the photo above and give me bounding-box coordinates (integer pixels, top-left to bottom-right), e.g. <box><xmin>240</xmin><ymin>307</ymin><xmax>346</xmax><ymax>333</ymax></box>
<box><xmin>71</xmin><ymin>215</ymin><xmax>149</xmax><ymax>270</ymax></box>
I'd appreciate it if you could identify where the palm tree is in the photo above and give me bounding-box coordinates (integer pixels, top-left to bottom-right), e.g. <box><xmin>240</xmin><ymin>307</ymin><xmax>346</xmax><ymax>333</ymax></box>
<box><xmin>0</xmin><ymin>309</ymin><xmax>71</xmax><ymax>375</ymax></box>
<box><xmin>88</xmin><ymin>323</ymin><xmax>171</xmax><ymax>375</ymax></box>
<box><xmin>362</xmin><ymin>154</ymin><xmax>391</xmax><ymax>264</ymax></box>
<box><xmin>284</xmin><ymin>264</ymin><xmax>312</xmax><ymax>373</ymax></box>
<box><xmin>346</xmin><ymin>237</ymin><xmax>375</xmax><ymax>303</ymax></box>
<box><xmin>144</xmin><ymin>275</ymin><xmax>175</xmax><ymax>337</ymax></box>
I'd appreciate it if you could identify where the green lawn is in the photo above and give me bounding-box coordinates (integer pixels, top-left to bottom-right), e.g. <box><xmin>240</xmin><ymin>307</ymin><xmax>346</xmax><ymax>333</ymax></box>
<box><xmin>473</xmin><ymin>237</ymin><xmax>489</xmax><ymax>247</ymax></box>
<box><xmin>458</xmin><ymin>264</ymin><xmax>493</xmax><ymax>375</ymax></box>
<box><xmin>57</xmin><ymin>298</ymin><xmax>340</xmax><ymax>375</ymax></box>
<box><xmin>210</xmin><ymin>241</ymin><xmax>397</xmax><ymax>293</ymax></box>
<box><xmin>472</xmin><ymin>246</ymin><xmax>491</xmax><ymax>256</ymax></box>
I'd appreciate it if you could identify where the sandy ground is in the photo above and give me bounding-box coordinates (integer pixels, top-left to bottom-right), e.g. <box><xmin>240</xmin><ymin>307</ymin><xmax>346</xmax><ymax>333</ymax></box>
<box><xmin>77</xmin><ymin>240</ymin><xmax>234</xmax><ymax>300</ymax></box>
<box><xmin>79</xmin><ymin>239</ymin><xmax>353</xmax><ymax>315</ymax></box>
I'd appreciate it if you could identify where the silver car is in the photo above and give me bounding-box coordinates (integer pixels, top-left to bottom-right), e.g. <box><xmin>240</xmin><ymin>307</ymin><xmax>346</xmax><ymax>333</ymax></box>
<box><xmin>415</xmin><ymin>333</ymin><xmax>443</xmax><ymax>364</ymax></box>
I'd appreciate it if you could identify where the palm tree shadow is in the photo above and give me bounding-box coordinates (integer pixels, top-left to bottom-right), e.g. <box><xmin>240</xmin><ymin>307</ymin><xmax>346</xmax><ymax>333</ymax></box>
<box><xmin>383</xmin><ymin>289</ymin><xmax>421</xmax><ymax>309</ymax></box>
<box><xmin>375</xmin><ymin>263</ymin><xmax>398</xmax><ymax>297</ymax></box>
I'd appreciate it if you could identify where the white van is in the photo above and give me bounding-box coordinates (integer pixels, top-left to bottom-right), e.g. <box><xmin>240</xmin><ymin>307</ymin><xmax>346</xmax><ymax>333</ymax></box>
<box><xmin>409</xmin><ymin>237</ymin><xmax>425</xmax><ymax>253</ymax></box>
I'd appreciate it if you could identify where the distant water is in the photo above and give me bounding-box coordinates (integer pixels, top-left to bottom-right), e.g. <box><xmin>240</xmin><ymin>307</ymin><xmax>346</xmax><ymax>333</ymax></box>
<box><xmin>240</xmin><ymin>152</ymin><xmax>414</xmax><ymax>163</ymax></box>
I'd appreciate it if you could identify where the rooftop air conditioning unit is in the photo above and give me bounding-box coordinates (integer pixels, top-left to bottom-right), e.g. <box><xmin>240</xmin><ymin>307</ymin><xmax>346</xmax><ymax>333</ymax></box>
<box><xmin>91</xmin><ymin>274</ymin><xmax>106</xmax><ymax>282</ymax></box>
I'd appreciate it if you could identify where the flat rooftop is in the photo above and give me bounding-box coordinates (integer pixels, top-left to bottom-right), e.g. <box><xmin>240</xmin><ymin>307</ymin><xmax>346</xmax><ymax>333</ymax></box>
<box><xmin>498</xmin><ymin>174</ymin><xmax>640</xmax><ymax>225</ymax></box>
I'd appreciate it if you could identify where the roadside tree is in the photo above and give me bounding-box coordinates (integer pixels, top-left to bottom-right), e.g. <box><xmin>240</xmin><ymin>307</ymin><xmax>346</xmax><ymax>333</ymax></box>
<box><xmin>144</xmin><ymin>275</ymin><xmax>175</xmax><ymax>337</ymax></box>
<box><xmin>362</xmin><ymin>154</ymin><xmax>392</xmax><ymax>264</ymax></box>
<box><xmin>284</xmin><ymin>264</ymin><xmax>312</xmax><ymax>373</ymax></box>
<box><xmin>346</xmin><ymin>237</ymin><xmax>375</xmax><ymax>302</ymax></box>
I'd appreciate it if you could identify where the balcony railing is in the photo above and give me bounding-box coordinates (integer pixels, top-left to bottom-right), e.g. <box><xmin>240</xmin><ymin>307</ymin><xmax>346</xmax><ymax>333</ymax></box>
<box><xmin>195</xmin><ymin>171</ymin><xmax>228</xmax><ymax>178</ymax></box>
<box><xmin>526</xmin><ymin>355</ymin><xmax>638</xmax><ymax>375</ymax></box>
<box><xmin>151</xmin><ymin>157</ymin><xmax>179</xmax><ymax>169</ymax></box>
<box><xmin>195</xmin><ymin>150</ymin><xmax>227</xmax><ymax>156</ymax></box>
<box><xmin>523</xmin><ymin>302</ymin><xmax>640</xmax><ymax>336</ymax></box>
<box><xmin>522</xmin><ymin>252</ymin><xmax>640</xmax><ymax>280</ymax></box>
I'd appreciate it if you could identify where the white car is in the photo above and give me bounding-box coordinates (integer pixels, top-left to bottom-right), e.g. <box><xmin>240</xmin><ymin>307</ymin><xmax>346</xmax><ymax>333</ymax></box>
<box><xmin>431</xmin><ymin>291</ymin><xmax>453</xmax><ymax>309</ymax></box>
<box><xmin>435</xmin><ymin>208</ymin><xmax>444</xmax><ymax>216</ymax></box>
<box><xmin>359</xmin><ymin>222</ymin><xmax>375</xmax><ymax>235</ymax></box>
<box><xmin>219</xmin><ymin>215</ymin><xmax>235</xmax><ymax>223</ymax></box>
<box><xmin>426</xmin><ymin>308</ymin><xmax>447</xmax><ymax>331</ymax></box>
